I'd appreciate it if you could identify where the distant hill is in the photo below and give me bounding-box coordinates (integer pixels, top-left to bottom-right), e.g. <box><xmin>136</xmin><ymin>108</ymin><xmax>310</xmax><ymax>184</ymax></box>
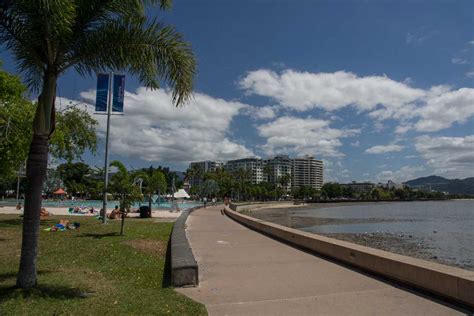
<box><xmin>404</xmin><ymin>175</ymin><xmax>474</xmax><ymax>195</ymax></box>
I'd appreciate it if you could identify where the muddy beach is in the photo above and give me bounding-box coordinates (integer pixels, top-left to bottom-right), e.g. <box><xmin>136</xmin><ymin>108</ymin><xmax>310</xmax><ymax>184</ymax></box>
<box><xmin>245</xmin><ymin>202</ymin><xmax>474</xmax><ymax>270</ymax></box>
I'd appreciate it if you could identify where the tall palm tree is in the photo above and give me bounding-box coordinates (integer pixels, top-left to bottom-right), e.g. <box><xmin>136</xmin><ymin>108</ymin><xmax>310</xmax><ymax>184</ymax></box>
<box><xmin>0</xmin><ymin>0</ymin><xmax>196</xmax><ymax>288</ymax></box>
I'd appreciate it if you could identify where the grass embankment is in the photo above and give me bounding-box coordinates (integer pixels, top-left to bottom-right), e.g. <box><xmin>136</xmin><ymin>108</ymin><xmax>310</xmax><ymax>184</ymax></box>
<box><xmin>0</xmin><ymin>215</ymin><xmax>206</xmax><ymax>315</ymax></box>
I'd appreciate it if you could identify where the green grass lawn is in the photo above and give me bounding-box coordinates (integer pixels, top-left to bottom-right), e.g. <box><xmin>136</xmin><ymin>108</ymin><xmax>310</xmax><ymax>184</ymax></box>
<box><xmin>0</xmin><ymin>214</ymin><xmax>206</xmax><ymax>315</ymax></box>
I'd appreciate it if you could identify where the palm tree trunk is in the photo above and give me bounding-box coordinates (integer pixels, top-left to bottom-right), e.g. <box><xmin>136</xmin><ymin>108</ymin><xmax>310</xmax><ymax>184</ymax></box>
<box><xmin>148</xmin><ymin>193</ymin><xmax>152</xmax><ymax>218</ymax></box>
<box><xmin>16</xmin><ymin>134</ymin><xmax>49</xmax><ymax>288</ymax></box>
<box><xmin>17</xmin><ymin>71</ymin><xmax>56</xmax><ymax>289</ymax></box>
<box><xmin>120</xmin><ymin>214</ymin><xmax>125</xmax><ymax>235</ymax></box>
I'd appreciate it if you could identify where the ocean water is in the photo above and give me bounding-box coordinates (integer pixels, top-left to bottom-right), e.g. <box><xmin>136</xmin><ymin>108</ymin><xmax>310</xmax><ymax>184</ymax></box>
<box><xmin>295</xmin><ymin>200</ymin><xmax>474</xmax><ymax>269</ymax></box>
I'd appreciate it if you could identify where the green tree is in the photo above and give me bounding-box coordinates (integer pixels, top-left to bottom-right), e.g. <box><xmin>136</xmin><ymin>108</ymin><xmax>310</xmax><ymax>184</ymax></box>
<box><xmin>139</xmin><ymin>169</ymin><xmax>167</xmax><ymax>213</ymax></box>
<box><xmin>1</xmin><ymin>1</ymin><xmax>196</xmax><ymax>288</ymax></box>
<box><xmin>49</xmin><ymin>107</ymin><xmax>97</xmax><ymax>162</ymax></box>
<box><xmin>278</xmin><ymin>173</ymin><xmax>291</xmax><ymax>192</ymax></box>
<box><xmin>109</xmin><ymin>161</ymin><xmax>142</xmax><ymax>236</ymax></box>
<box><xmin>321</xmin><ymin>183</ymin><xmax>343</xmax><ymax>199</ymax></box>
<box><xmin>0</xmin><ymin>67</ymin><xmax>34</xmax><ymax>181</ymax></box>
<box><xmin>56</xmin><ymin>162</ymin><xmax>92</xmax><ymax>198</ymax></box>
<box><xmin>200</xmin><ymin>179</ymin><xmax>219</xmax><ymax>198</ymax></box>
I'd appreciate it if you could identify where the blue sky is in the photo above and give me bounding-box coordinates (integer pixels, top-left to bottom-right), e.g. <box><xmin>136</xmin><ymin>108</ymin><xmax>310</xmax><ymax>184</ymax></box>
<box><xmin>1</xmin><ymin>1</ymin><xmax>473</xmax><ymax>182</ymax></box>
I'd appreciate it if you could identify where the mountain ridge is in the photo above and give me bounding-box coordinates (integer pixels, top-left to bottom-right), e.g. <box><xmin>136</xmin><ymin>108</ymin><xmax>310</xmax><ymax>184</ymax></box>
<box><xmin>405</xmin><ymin>175</ymin><xmax>474</xmax><ymax>195</ymax></box>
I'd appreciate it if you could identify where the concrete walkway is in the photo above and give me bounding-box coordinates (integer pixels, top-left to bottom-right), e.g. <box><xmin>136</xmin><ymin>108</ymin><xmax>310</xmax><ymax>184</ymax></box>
<box><xmin>177</xmin><ymin>206</ymin><xmax>466</xmax><ymax>315</ymax></box>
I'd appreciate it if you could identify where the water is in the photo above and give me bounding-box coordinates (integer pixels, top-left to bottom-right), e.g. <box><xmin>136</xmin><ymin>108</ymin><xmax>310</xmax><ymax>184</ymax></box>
<box><xmin>0</xmin><ymin>198</ymin><xmax>202</xmax><ymax>210</ymax></box>
<box><xmin>279</xmin><ymin>200</ymin><xmax>474</xmax><ymax>269</ymax></box>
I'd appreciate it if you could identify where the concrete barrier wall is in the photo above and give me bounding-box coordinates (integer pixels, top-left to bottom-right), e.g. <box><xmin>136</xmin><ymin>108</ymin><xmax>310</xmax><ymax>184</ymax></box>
<box><xmin>170</xmin><ymin>207</ymin><xmax>201</xmax><ymax>287</ymax></box>
<box><xmin>224</xmin><ymin>207</ymin><xmax>474</xmax><ymax>308</ymax></box>
<box><xmin>229</xmin><ymin>202</ymin><xmax>290</xmax><ymax>212</ymax></box>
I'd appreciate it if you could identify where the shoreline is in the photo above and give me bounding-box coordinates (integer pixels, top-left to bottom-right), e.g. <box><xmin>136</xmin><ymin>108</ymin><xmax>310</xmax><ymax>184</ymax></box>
<box><xmin>245</xmin><ymin>202</ymin><xmax>473</xmax><ymax>271</ymax></box>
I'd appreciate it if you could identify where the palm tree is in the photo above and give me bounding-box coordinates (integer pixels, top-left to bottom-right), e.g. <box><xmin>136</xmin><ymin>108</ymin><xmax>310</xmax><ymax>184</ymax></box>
<box><xmin>0</xmin><ymin>1</ymin><xmax>196</xmax><ymax>288</ymax></box>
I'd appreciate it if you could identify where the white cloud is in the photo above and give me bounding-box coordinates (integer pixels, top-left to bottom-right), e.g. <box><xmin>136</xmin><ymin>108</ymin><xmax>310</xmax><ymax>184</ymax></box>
<box><xmin>375</xmin><ymin>165</ymin><xmax>425</xmax><ymax>183</ymax></box>
<box><xmin>414</xmin><ymin>88</ymin><xmax>474</xmax><ymax>132</ymax></box>
<box><xmin>79</xmin><ymin>88</ymin><xmax>254</xmax><ymax>163</ymax></box>
<box><xmin>452</xmin><ymin>57</ymin><xmax>469</xmax><ymax>65</ymax></box>
<box><xmin>365</xmin><ymin>144</ymin><xmax>405</xmax><ymax>154</ymax></box>
<box><xmin>257</xmin><ymin>116</ymin><xmax>359</xmax><ymax>157</ymax></box>
<box><xmin>414</xmin><ymin>135</ymin><xmax>474</xmax><ymax>178</ymax></box>
<box><xmin>466</xmin><ymin>71</ymin><xmax>474</xmax><ymax>78</ymax></box>
<box><xmin>239</xmin><ymin>69</ymin><xmax>474</xmax><ymax>132</ymax></box>
<box><xmin>350</xmin><ymin>140</ymin><xmax>360</xmax><ymax>147</ymax></box>
<box><xmin>245</xmin><ymin>105</ymin><xmax>277</xmax><ymax>120</ymax></box>
<box><xmin>239</xmin><ymin>69</ymin><xmax>425</xmax><ymax>112</ymax></box>
<box><xmin>395</xmin><ymin>125</ymin><xmax>412</xmax><ymax>134</ymax></box>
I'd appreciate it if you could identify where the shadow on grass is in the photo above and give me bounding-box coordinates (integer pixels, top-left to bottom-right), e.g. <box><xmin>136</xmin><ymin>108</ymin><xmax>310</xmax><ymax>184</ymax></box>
<box><xmin>76</xmin><ymin>232</ymin><xmax>119</xmax><ymax>239</ymax></box>
<box><xmin>161</xmin><ymin>238</ymin><xmax>172</xmax><ymax>288</ymax></box>
<box><xmin>0</xmin><ymin>218</ymin><xmax>23</xmax><ymax>228</ymax></box>
<box><xmin>0</xmin><ymin>270</ymin><xmax>54</xmax><ymax>283</ymax></box>
<box><xmin>0</xmin><ymin>284</ymin><xmax>86</xmax><ymax>302</ymax></box>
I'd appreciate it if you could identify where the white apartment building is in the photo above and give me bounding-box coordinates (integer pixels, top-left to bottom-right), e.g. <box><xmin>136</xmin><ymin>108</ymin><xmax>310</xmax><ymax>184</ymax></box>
<box><xmin>189</xmin><ymin>160</ymin><xmax>224</xmax><ymax>173</ymax></box>
<box><xmin>224</xmin><ymin>158</ymin><xmax>264</xmax><ymax>184</ymax></box>
<box><xmin>292</xmin><ymin>155</ymin><xmax>323</xmax><ymax>190</ymax></box>
<box><xmin>188</xmin><ymin>160</ymin><xmax>224</xmax><ymax>187</ymax></box>
<box><xmin>264</xmin><ymin>155</ymin><xmax>293</xmax><ymax>190</ymax></box>
<box><xmin>189</xmin><ymin>155</ymin><xmax>323</xmax><ymax>190</ymax></box>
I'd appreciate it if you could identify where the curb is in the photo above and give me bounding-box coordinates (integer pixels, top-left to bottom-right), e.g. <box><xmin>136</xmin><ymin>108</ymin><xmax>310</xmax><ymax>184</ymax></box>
<box><xmin>170</xmin><ymin>206</ymin><xmax>200</xmax><ymax>287</ymax></box>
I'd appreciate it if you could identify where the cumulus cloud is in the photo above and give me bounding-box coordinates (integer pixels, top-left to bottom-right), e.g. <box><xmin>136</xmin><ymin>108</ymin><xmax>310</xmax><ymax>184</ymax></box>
<box><xmin>257</xmin><ymin>116</ymin><xmax>359</xmax><ymax>157</ymax></box>
<box><xmin>239</xmin><ymin>69</ymin><xmax>474</xmax><ymax>132</ymax></box>
<box><xmin>415</xmin><ymin>135</ymin><xmax>474</xmax><ymax>178</ymax></box>
<box><xmin>244</xmin><ymin>105</ymin><xmax>278</xmax><ymax>120</ymax></box>
<box><xmin>395</xmin><ymin>125</ymin><xmax>412</xmax><ymax>134</ymax></box>
<box><xmin>79</xmin><ymin>88</ymin><xmax>254</xmax><ymax>163</ymax></box>
<box><xmin>376</xmin><ymin>165</ymin><xmax>425</xmax><ymax>183</ymax></box>
<box><xmin>365</xmin><ymin>144</ymin><xmax>405</xmax><ymax>154</ymax></box>
<box><xmin>414</xmin><ymin>88</ymin><xmax>474</xmax><ymax>131</ymax></box>
<box><xmin>239</xmin><ymin>69</ymin><xmax>425</xmax><ymax>112</ymax></box>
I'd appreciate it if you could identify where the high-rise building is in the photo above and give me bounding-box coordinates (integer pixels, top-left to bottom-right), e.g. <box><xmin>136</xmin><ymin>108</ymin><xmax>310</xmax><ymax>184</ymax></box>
<box><xmin>264</xmin><ymin>155</ymin><xmax>293</xmax><ymax>190</ymax></box>
<box><xmin>225</xmin><ymin>158</ymin><xmax>264</xmax><ymax>184</ymax></box>
<box><xmin>292</xmin><ymin>155</ymin><xmax>323</xmax><ymax>190</ymax></box>
<box><xmin>189</xmin><ymin>155</ymin><xmax>323</xmax><ymax>190</ymax></box>
<box><xmin>188</xmin><ymin>160</ymin><xmax>224</xmax><ymax>187</ymax></box>
<box><xmin>189</xmin><ymin>160</ymin><xmax>224</xmax><ymax>173</ymax></box>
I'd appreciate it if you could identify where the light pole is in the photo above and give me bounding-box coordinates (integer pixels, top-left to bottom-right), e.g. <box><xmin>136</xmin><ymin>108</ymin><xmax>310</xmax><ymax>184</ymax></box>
<box><xmin>101</xmin><ymin>72</ymin><xmax>113</xmax><ymax>223</ymax></box>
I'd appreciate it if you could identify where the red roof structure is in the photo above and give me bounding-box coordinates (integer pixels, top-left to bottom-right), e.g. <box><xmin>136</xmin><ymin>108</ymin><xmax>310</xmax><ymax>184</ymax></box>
<box><xmin>53</xmin><ymin>188</ymin><xmax>66</xmax><ymax>195</ymax></box>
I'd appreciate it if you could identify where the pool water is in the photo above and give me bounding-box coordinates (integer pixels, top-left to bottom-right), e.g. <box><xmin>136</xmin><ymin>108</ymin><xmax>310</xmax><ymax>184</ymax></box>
<box><xmin>0</xmin><ymin>199</ymin><xmax>202</xmax><ymax>210</ymax></box>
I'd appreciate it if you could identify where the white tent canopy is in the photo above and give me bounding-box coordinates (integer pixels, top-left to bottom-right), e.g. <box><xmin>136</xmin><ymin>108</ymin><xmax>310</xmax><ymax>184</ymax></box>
<box><xmin>172</xmin><ymin>189</ymin><xmax>190</xmax><ymax>199</ymax></box>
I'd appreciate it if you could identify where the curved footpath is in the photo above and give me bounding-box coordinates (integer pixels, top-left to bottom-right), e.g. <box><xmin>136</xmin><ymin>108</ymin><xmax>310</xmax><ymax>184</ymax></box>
<box><xmin>177</xmin><ymin>205</ymin><xmax>469</xmax><ymax>315</ymax></box>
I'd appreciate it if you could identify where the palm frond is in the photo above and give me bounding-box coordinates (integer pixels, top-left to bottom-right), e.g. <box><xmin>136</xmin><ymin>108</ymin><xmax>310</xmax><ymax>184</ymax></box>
<box><xmin>69</xmin><ymin>17</ymin><xmax>195</xmax><ymax>106</ymax></box>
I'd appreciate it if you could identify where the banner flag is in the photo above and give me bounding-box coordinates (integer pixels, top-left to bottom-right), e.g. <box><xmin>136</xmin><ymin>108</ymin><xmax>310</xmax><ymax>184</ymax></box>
<box><xmin>95</xmin><ymin>73</ymin><xmax>109</xmax><ymax>112</ymax></box>
<box><xmin>113</xmin><ymin>74</ymin><xmax>125</xmax><ymax>112</ymax></box>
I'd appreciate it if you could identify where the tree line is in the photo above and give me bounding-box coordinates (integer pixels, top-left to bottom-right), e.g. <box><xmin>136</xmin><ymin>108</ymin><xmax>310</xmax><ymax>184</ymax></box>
<box><xmin>187</xmin><ymin>167</ymin><xmax>451</xmax><ymax>201</ymax></box>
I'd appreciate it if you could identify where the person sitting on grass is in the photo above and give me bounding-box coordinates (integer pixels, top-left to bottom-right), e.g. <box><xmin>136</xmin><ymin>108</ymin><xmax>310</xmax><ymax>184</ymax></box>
<box><xmin>108</xmin><ymin>205</ymin><xmax>122</xmax><ymax>220</ymax></box>
<box><xmin>40</xmin><ymin>207</ymin><xmax>51</xmax><ymax>219</ymax></box>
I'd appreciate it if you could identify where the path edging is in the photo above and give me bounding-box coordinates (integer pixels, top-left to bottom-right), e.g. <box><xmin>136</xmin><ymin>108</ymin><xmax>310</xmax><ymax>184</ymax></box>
<box><xmin>224</xmin><ymin>205</ymin><xmax>474</xmax><ymax>309</ymax></box>
<box><xmin>170</xmin><ymin>206</ymin><xmax>201</xmax><ymax>287</ymax></box>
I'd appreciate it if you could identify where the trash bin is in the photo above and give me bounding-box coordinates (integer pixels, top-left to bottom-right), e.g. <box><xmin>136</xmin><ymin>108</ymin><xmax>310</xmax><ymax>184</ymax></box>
<box><xmin>139</xmin><ymin>206</ymin><xmax>151</xmax><ymax>218</ymax></box>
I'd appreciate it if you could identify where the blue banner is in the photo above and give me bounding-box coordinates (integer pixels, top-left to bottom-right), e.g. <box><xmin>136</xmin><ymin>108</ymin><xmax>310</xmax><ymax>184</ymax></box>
<box><xmin>113</xmin><ymin>74</ymin><xmax>125</xmax><ymax>112</ymax></box>
<box><xmin>95</xmin><ymin>73</ymin><xmax>109</xmax><ymax>112</ymax></box>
